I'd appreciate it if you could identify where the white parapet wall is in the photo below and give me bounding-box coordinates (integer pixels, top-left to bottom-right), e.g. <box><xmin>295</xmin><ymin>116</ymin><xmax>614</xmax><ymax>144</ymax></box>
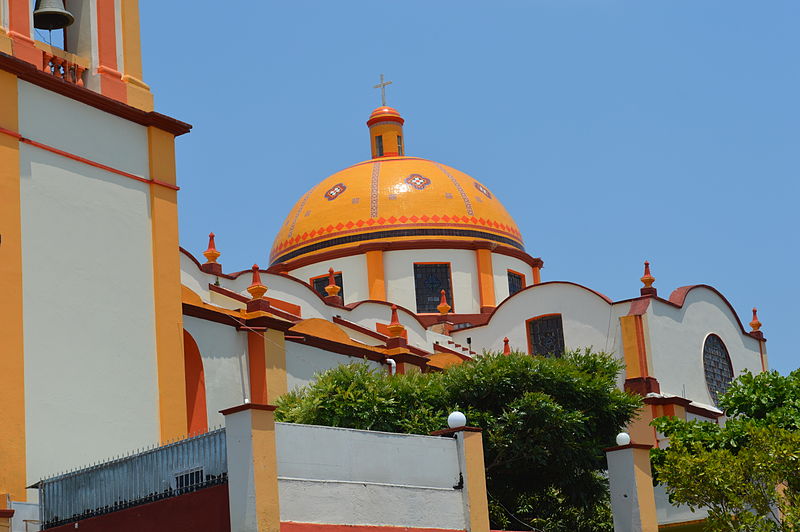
<box><xmin>275</xmin><ymin>423</ymin><xmax>466</xmax><ymax>530</ymax></box>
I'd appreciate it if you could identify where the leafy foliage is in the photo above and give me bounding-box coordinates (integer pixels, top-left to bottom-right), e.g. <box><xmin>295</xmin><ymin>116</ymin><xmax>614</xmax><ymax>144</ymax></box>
<box><xmin>651</xmin><ymin>369</ymin><xmax>800</xmax><ymax>531</ymax></box>
<box><xmin>277</xmin><ymin>349</ymin><xmax>641</xmax><ymax>531</ymax></box>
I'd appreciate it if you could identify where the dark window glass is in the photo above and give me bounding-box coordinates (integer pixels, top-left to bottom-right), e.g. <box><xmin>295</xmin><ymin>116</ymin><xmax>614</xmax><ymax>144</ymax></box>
<box><xmin>528</xmin><ymin>315</ymin><xmax>565</xmax><ymax>357</ymax></box>
<box><xmin>375</xmin><ymin>135</ymin><xmax>384</xmax><ymax>156</ymax></box>
<box><xmin>397</xmin><ymin>135</ymin><xmax>403</xmax><ymax>156</ymax></box>
<box><xmin>703</xmin><ymin>334</ymin><xmax>733</xmax><ymax>406</ymax></box>
<box><xmin>312</xmin><ymin>273</ymin><xmax>344</xmax><ymax>302</ymax></box>
<box><xmin>508</xmin><ymin>271</ymin><xmax>524</xmax><ymax>296</ymax></box>
<box><xmin>414</xmin><ymin>263</ymin><xmax>453</xmax><ymax>313</ymax></box>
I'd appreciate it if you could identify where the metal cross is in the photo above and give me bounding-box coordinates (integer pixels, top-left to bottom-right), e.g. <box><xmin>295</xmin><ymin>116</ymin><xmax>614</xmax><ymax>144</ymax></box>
<box><xmin>373</xmin><ymin>74</ymin><xmax>393</xmax><ymax>106</ymax></box>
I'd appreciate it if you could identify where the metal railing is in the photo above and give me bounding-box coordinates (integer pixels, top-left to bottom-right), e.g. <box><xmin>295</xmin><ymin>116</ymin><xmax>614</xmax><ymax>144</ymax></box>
<box><xmin>38</xmin><ymin>428</ymin><xmax>227</xmax><ymax>529</ymax></box>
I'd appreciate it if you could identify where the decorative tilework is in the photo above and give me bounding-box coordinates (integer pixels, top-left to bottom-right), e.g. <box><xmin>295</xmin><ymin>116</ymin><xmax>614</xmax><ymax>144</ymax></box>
<box><xmin>370</xmin><ymin>162</ymin><xmax>381</xmax><ymax>217</ymax></box>
<box><xmin>445</xmin><ymin>193</ymin><xmax>453</xmax><ymax>199</ymax></box>
<box><xmin>435</xmin><ymin>163</ymin><xmax>474</xmax><ymax>216</ymax></box>
<box><xmin>405</xmin><ymin>174</ymin><xmax>431</xmax><ymax>190</ymax></box>
<box><xmin>287</xmin><ymin>190</ymin><xmax>311</xmax><ymax>238</ymax></box>
<box><xmin>324</xmin><ymin>183</ymin><xmax>347</xmax><ymax>201</ymax></box>
<box><xmin>352</xmin><ymin>197</ymin><xmax>360</xmax><ymax>204</ymax></box>
<box><xmin>474</xmin><ymin>182</ymin><xmax>492</xmax><ymax>199</ymax></box>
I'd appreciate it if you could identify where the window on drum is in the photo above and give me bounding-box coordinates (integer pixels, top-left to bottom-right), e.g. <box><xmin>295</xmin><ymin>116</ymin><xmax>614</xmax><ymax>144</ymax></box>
<box><xmin>413</xmin><ymin>263</ymin><xmax>453</xmax><ymax>314</ymax></box>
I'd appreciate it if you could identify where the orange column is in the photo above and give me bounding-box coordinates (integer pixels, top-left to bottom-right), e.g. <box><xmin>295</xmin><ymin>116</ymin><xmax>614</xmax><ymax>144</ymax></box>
<box><xmin>148</xmin><ymin>126</ymin><xmax>188</xmax><ymax>441</ymax></box>
<box><xmin>0</xmin><ymin>70</ymin><xmax>27</xmax><ymax>503</ymax></box>
<box><xmin>247</xmin><ymin>332</ymin><xmax>269</xmax><ymax>404</ymax></box>
<box><xmin>532</xmin><ymin>265</ymin><xmax>541</xmax><ymax>285</ymax></box>
<box><xmin>365</xmin><ymin>249</ymin><xmax>386</xmax><ymax>301</ymax></box>
<box><xmin>96</xmin><ymin>0</ymin><xmax>126</xmax><ymax>102</ymax></box>
<box><xmin>119</xmin><ymin>0</ymin><xmax>153</xmax><ymax>111</ymax></box>
<box><xmin>8</xmin><ymin>0</ymin><xmax>39</xmax><ymax>64</ymax></box>
<box><xmin>475</xmin><ymin>248</ymin><xmax>496</xmax><ymax>312</ymax></box>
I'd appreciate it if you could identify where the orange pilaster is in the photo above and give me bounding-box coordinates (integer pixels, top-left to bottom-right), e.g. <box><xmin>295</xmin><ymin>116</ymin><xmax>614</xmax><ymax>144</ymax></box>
<box><xmin>96</xmin><ymin>0</ymin><xmax>126</xmax><ymax>102</ymax></box>
<box><xmin>247</xmin><ymin>332</ymin><xmax>269</xmax><ymax>404</ymax></box>
<box><xmin>148</xmin><ymin>126</ymin><xmax>188</xmax><ymax>441</ymax></box>
<box><xmin>0</xmin><ymin>70</ymin><xmax>27</xmax><ymax>502</ymax></box>
<box><xmin>475</xmin><ymin>248</ymin><xmax>496</xmax><ymax>311</ymax></box>
<box><xmin>8</xmin><ymin>0</ymin><xmax>40</xmax><ymax>65</ymax></box>
<box><xmin>119</xmin><ymin>0</ymin><xmax>153</xmax><ymax>110</ymax></box>
<box><xmin>532</xmin><ymin>265</ymin><xmax>541</xmax><ymax>285</ymax></box>
<box><xmin>365</xmin><ymin>249</ymin><xmax>386</xmax><ymax>300</ymax></box>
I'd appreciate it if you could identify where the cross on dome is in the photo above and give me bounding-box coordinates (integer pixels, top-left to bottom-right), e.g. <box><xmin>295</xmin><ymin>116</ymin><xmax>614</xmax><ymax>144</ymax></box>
<box><xmin>373</xmin><ymin>74</ymin><xmax>393</xmax><ymax>106</ymax></box>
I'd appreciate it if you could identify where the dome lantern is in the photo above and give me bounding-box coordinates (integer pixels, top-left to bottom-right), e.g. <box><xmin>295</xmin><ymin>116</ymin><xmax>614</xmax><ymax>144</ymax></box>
<box><xmin>367</xmin><ymin>106</ymin><xmax>405</xmax><ymax>159</ymax></box>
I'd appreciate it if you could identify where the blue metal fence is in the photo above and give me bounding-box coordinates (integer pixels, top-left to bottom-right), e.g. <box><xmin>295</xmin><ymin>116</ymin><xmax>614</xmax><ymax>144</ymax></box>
<box><xmin>38</xmin><ymin>428</ymin><xmax>227</xmax><ymax>529</ymax></box>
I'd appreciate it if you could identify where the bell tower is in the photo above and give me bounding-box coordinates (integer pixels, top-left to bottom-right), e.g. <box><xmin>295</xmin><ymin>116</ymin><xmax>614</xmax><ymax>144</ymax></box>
<box><xmin>0</xmin><ymin>0</ymin><xmax>190</xmax><ymax>509</ymax></box>
<box><xmin>0</xmin><ymin>0</ymin><xmax>153</xmax><ymax>110</ymax></box>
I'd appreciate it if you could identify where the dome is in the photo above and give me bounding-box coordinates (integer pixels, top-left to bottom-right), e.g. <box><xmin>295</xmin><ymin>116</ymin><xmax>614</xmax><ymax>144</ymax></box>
<box><xmin>270</xmin><ymin>156</ymin><xmax>524</xmax><ymax>266</ymax></box>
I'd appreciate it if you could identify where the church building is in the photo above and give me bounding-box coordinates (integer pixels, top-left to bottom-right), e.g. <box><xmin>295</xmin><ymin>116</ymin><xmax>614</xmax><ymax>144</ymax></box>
<box><xmin>0</xmin><ymin>1</ymin><xmax>768</xmax><ymax>531</ymax></box>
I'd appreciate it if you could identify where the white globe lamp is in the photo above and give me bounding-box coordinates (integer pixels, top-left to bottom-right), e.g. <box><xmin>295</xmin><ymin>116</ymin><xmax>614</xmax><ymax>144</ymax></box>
<box><xmin>447</xmin><ymin>411</ymin><xmax>467</xmax><ymax>429</ymax></box>
<box><xmin>615</xmin><ymin>432</ymin><xmax>631</xmax><ymax>446</ymax></box>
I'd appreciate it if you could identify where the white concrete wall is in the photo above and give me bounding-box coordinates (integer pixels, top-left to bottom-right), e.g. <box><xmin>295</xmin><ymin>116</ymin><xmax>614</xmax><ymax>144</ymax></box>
<box><xmin>286</xmin><ymin>344</ymin><xmax>383</xmax><ymax>391</ymax></box>
<box><xmin>646</xmin><ymin>288</ymin><xmax>763</xmax><ymax>406</ymax></box>
<box><xmin>344</xmin><ymin>301</ymin><xmax>430</xmax><ymax>351</ymax></box>
<box><xmin>275</xmin><ymin>423</ymin><xmax>465</xmax><ymax>529</ymax></box>
<box><xmin>18</xmin><ymin>78</ymin><xmax>160</xmax><ymax>491</ymax></box>
<box><xmin>183</xmin><ymin>316</ymin><xmax>249</xmax><ymax>428</ymax></box>
<box><xmin>491</xmin><ymin>253</ymin><xmax>534</xmax><ymax>305</ymax></box>
<box><xmin>279</xmin><ymin>479</ymin><xmax>466</xmax><ymax>529</ymax></box>
<box><xmin>452</xmin><ymin>282</ymin><xmax>627</xmax><ymax>359</ymax></box>
<box><xmin>276</xmin><ymin>423</ymin><xmax>460</xmax><ymax>487</ymax></box>
<box><xmin>384</xmin><ymin>249</ymin><xmax>481</xmax><ymax>314</ymax></box>
<box><xmin>289</xmin><ymin>254</ymin><xmax>369</xmax><ymax>305</ymax></box>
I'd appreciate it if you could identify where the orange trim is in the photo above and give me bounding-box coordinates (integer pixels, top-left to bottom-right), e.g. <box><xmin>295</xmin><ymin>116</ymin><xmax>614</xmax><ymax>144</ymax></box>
<box><xmin>247</xmin><ymin>332</ymin><xmax>269</xmax><ymax>404</ymax></box>
<box><xmin>461</xmin><ymin>430</ymin><xmax>492</xmax><ymax>532</ymax></box>
<box><xmin>148</xmin><ymin>126</ymin><xmax>188</xmax><ymax>441</ymax></box>
<box><xmin>634</xmin><ymin>315</ymin><xmax>649</xmax><ymax>376</ymax></box>
<box><xmin>475</xmin><ymin>248</ymin><xmax>496</xmax><ymax>309</ymax></box>
<box><xmin>120</xmin><ymin>0</ymin><xmax>144</xmax><ymax>80</ymax></box>
<box><xmin>524</xmin><ymin>313</ymin><xmax>561</xmax><ymax>355</ymax></box>
<box><xmin>0</xmin><ymin>70</ymin><xmax>26</xmax><ymax>502</ymax></box>
<box><xmin>0</xmin><ymin>126</ymin><xmax>179</xmax><ymax>190</ymax></box>
<box><xmin>413</xmin><ymin>262</ymin><xmax>456</xmax><ymax>313</ymax></box>
<box><xmin>282</xmin><ymin>524</ymin><xmax>463</xmax><ymax>532</ymax></box>
<box><xmin>620</xmin><ymin>315</ymin><xmax>649</xmax><ymax>379</ymax></box>
<box><xmin>532</xmin><ymin>265</ymin><xmax>541</xmax><ymax>285</ymax></box>
<box><xmin>365</xmin><ymin>249</ymin><xmax>386</xmax><ymax>300</ymax></box>
<box><xmin>183</xmin><ymin>330</ymin><xmax>208</xmax><ymax>435</ymax></box>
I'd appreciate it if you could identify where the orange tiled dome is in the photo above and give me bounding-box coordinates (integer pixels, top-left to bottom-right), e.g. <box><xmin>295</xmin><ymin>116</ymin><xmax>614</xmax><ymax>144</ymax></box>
<box><xmin>270</xmin><ymin>156</ymin><xmax>524</xmax><ymax>266</ymax></box>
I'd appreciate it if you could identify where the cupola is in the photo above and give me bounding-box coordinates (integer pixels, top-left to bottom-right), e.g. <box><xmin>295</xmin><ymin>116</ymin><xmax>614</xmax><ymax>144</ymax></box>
<box><xmin>367</xmin><ymin>106</ymin><xmax>405</xmax><ymax>158</ymax></box>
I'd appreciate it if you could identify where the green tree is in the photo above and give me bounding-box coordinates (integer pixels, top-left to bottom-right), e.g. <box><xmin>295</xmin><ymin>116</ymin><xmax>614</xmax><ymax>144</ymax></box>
<box><xmin>276</xmin><ymin>349</ymin><xmax>641</xmax><ymax>532</ymax></box>
<box><xmin>651</xmin><ymin>369</ymin><xmax>800</xmax><ymax>531</ymax></box>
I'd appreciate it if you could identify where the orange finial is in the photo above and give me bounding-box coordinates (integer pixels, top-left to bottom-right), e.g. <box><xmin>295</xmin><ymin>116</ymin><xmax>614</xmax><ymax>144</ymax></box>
<box><xmin>503</xmin><ymin>337</ymin><xmax>511</xmax><ymax>355</ymax></box>
<box><xmin>325</xmin><ymin>267</ymin><xmax>341</xmax><ymax>297</ymax></box>
<box><xmin>749</xmin><ymin>307</ymin><xmax>762</xmax><ymax>332</ymax></box>
<box><xmin>247</xmin><ymin>264</ymin><xmax>268</xmax><ymax>300</ymax></box>
<box><xmin>387</xmin><ymin>304</ymin><xmax>405</xmax><ymax>338</ymax></box>
<box><xmin>203</xmin><ymin>232</ymin><xmax>221</xmax><ymax>264</ymax></box>
<box><xmin>437</xmin><ymin>289</ymin><xmax>451</xmax><ymax>315</ymax></box>
<box><xmin>640</xmin><ymin>260</ymin><xmax>657</xmax><ymax>296</ymax></box>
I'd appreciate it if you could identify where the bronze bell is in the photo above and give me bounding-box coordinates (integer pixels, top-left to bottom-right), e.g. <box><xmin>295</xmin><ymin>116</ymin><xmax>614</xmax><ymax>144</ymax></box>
<box><xmin>33</xmin><ymin>0</ymin><xmax>75</xmax><ymax>30</ymax></box>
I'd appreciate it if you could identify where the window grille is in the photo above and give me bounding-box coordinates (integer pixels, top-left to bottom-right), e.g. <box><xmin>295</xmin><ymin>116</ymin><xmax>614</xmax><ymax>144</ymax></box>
<box><xmin>703</xmin><ymin>334</ymin><xmax>733</xmax><ymax>406</ymax></box>
<box><xmin>507</xmin><ymin>271</ymin><xmax>524</xmax><ymax>296</ymax></box>
<box><xmin>397</xmin><ymin>136</ymin><xmax>404</xmax><ymax>156</ymax></box>
<box><xmin>375</xmin><ymin>135</ymin><xmax>384</xmax><ymax>157</ymax></box>
<box><xmin>527</xmin><ymin>315</ymin><xmax>565</xmax><ymax>357</ymax></box>
<box><xmin>175</xmin><ymin>468</ymin><xmax>204</xmax><ymax>494</ymax></box>
<box><xmin>414</xmin><ymin>263</ymin><xmax>453</xmax><ymax>313</ymax></box>
<box><xmin>312</xmin><ymin>273</ymin><xmax>344</xmax><ymax>302</ymax></box>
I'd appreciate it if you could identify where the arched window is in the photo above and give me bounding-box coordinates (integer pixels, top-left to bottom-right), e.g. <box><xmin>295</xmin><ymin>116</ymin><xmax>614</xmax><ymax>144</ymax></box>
<box><xmin>183</xmin><ymin>330</ymin><xmax>208</xmax><ymax>435</ymax></box>
<box><xmin>526</xmin><ymin>314</ymin><xmax>565</xmax><ymax>357</ymax></box>
<box><xmin>703</xmin><ymin>334</ymin><xmax>734</xmax><ymax>406</ymax></box>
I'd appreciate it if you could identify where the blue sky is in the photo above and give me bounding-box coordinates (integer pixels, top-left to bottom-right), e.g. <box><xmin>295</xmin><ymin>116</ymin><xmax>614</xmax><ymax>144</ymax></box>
<box><xmin>140</xmin><ymin>1</ymin><xmax>798</xmax><ymax>375</ymax></box>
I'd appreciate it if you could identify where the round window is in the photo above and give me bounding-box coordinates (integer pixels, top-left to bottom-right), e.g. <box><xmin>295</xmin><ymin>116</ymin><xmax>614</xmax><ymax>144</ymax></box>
<box><xmin>702</xmin><ymin>334</ymin><xmax>733</xmax><ymax>406</ymax></box>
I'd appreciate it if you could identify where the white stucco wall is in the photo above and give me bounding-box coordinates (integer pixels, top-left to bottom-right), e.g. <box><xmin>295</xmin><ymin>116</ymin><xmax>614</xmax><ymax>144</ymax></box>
<box><xmin>343</xmin><ymin>301</ymin><xmax>430</xmax><ymax>351</ymax></box>
<box><xmin>275</xmin><ymin>423</ymin><xmax>465</xmax><ymax>529</ymax></box>
<box><xmin>288</xmin><ymin>254</ymin><xmax>369</xmax><ymax>305</ymax></box>
<box><xmin>452</xmin><ymin>282</ymin><xmax>626</xmax><ymax>359</ymax></box>
<box><xmin>183</xmin><ymin>316</ymin><xmax>249</xmax><ymax>428</ymax></box>
<box><xmin>276</xmin><ymin>423</ymin><xmax>460</xmax><ymax>487</ymax></box>
<box><xmin>18</xmin><ymin>85</ymin><xmax>159</xmax><ymax>490</ymax></box>
<box><xmin>491</xmin><ymin>253</ymin><xmax>534</xmax><ymax>305</ymax></box>
<box><xmin>384</xmin><ymin>249</ymin><xmax>481</xmax><ymax>314</ymax></box>
<box><xmin>646</xmin><ymin>288</ymin><xmax>763</xmax><ymax>406</ymax></box>
<box><xmin>286</xmin><ymin>343</ymin><xmax>383</xmax><ymax>391</ymax></box>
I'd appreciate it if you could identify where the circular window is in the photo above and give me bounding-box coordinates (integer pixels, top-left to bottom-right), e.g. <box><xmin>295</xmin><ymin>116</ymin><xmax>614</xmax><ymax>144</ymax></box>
<box><xmin>702</xmin><ymin>334</ymin><xmax>734</xmax><ymax>406</ymax></box>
